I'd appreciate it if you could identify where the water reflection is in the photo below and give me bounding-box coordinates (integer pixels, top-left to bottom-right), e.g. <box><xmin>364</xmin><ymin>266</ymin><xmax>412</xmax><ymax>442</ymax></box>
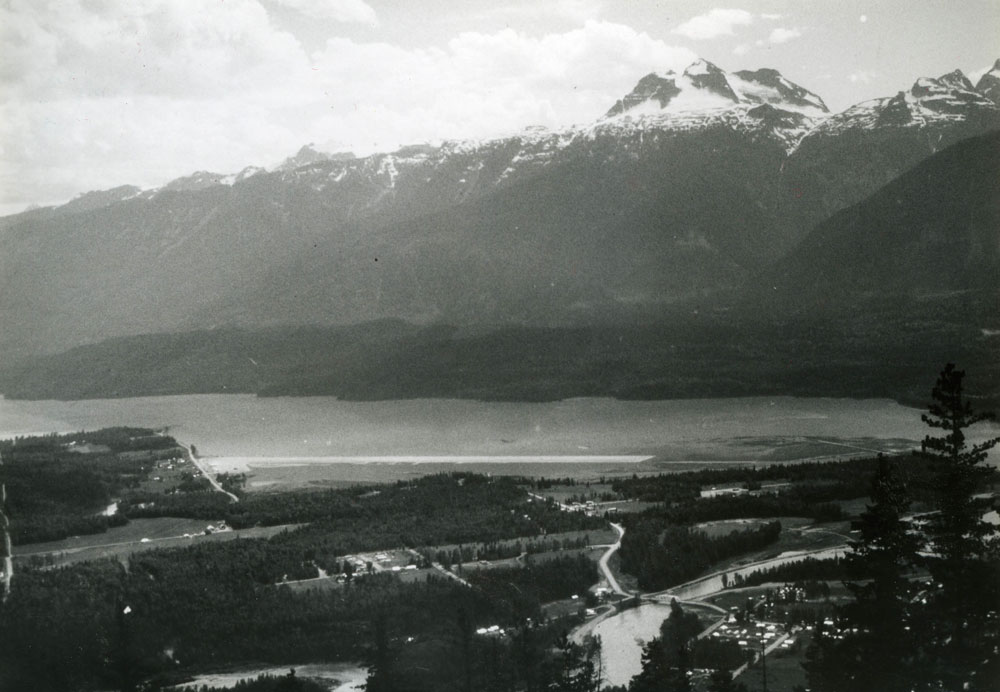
<box><xmin>591</xmin><ymin>603</ymin><xmax>674</xmax><ymax>687</ymax></box>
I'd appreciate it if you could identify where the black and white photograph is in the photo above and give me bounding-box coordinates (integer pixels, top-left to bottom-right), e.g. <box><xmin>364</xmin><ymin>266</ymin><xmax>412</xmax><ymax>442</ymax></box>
<box><xmin>1</xmin><ymin>1</ymin><xmax>999</xmax><ymax>690</ymax></box>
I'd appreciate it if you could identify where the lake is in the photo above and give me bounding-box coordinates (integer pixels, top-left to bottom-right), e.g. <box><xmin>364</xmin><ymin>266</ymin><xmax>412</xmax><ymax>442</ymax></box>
<box><xmin>2</xmin><ymin>395</ymin><xmax>995</xmax><ymax>469</ymax></box>
<box><xmin>589</xmin><ymin>603</ymin><xmax>675</xmax><ymax>686</ymax></box>
<box><xmin>1</xmin><ymin>394</ymin><xmax>995</xmax><ymax>484</ymax></box>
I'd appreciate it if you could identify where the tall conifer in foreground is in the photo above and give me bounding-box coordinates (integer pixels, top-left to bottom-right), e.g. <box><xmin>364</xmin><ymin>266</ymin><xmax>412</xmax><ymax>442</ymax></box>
<box><xmin>916</xmin><ymin>364</ymin><xmax>999</xmax><ymax>690</ymax></box>
<box><xmin>803</xmin><ymin>454</ymin><xmax>921</xmax><ymax>692</ymax></box>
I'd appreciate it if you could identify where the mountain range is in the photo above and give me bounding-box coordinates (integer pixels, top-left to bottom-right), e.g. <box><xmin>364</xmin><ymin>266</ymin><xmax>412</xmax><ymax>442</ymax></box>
<box><xmin>1</xmin><ymin>59</ymin><xmax>998</xmax><ymax>403</ymax></box>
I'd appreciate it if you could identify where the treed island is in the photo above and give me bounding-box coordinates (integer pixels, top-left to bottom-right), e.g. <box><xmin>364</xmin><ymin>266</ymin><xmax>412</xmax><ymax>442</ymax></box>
<box><xmin>1</xmin><ymin>365</ymin><xmax>998</xmax><ymax>692</ymax></box>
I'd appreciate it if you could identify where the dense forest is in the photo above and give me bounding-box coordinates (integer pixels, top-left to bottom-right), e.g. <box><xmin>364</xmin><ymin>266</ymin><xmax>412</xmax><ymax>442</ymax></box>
<box><xmin>610</xmin><ymin>455</ymin><xmax>935</xmax><ymax>503</ymax></box>
<box><xmin>0</xmin><ymin>502</ymin><xmax>603</xmax><ymax>691</ymax></box>
<box><xmin>0</xmin><ymin>465</ymin><xmax>608</xmax><ymax>691</ymax></box>
<box><xmin>4</xmin><ymin>365</ymin><xmax>997</xmax><ymax>691</ymax></box>
<box><xmin>466</xmin><ymin>554</ymin><xmax>599</xmax><ymax>610</ymax></box>
<box><xmin>0</xmin><ymin>428</ymin><xmax>180</xmax><ymax>544</ymax></box>
<box><xmin>2</xmin><ymin>314</ymin><xmax>997</xmax><ymax>408</ymax></box>
<box><xmin>617</xmin><ymin>521</ymin><xmax>782</xmax><ymax>591</ymax></box>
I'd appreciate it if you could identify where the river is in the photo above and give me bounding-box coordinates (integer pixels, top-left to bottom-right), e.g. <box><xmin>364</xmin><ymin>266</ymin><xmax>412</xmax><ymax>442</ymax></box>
<box><xmin>173</xmin><ymin>663</ymin><xmax>366</xmax><ymax>690</ymax></box>
<box><xmin>588</xmin><ymin>546</ymin><xmax>848</xmax><ymax>687</ymax></box>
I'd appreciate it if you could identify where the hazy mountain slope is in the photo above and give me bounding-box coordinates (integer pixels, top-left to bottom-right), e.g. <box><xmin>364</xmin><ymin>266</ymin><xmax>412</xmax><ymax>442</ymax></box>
<box><xmin>781</xmin><ymin>69</ymin><xmax>1000</xmax><ymax>230</ymax></box>
<box><xmin>5</xmin><ymin>134</ymin><xmax>999</xmax><ymax>406</ymax></box>
<box><xmin>221</xmin><ymin>125</ymin><xmax>795</xmax><ymax>329</ymax></box>
<box><xmin>2</xmin><ymin>60</ymin><xmax>998</xmax><ymax>360</ymax></box>
<box><xmin>764</xmin><ymin>129</ymin><xmax>1000</xmax><ymax>306</ymax></box>
<box><xmin>0</xmin><ymin>63</ymin><xmax>814</xmax><ymax>356</ymax></box>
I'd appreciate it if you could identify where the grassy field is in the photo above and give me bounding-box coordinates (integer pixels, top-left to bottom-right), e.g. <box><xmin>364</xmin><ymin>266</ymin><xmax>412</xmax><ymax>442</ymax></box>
<box><xmin>235</xmin><ymin>460</ymin><xmax>661</xmax><ymax>492</ymax></box>
<box><xmin>723</xmin><ymin>519</ymin><xmax>852</xmax><ymax>568</ymax></box>
<box><xmin>836</xmin><ymin>496</ymin><xmax>871</xmax><ymax>517</ymax></box>
<box><xmin>694</xmin><ymin>518</ymin><xmax>782</xmax><ymax>538</ymax></box>
<box><xmin>15</xmin><ymin>517</ymin><xmax>216</xmax><ymax>555</ymax></box>
<box><xmin>535</xmin><ymin>483</ymin><xmax>660</xmax><ymax>514</ymax></box>
<box><xmin>427</xmin><ymin>528</ymin><xmax>617</xmax><ymax>560</ymax></box>
<box><xmin>14</xmin><ymin>519</ymin><xmax>299</xmax><ymax>568</ymax></box>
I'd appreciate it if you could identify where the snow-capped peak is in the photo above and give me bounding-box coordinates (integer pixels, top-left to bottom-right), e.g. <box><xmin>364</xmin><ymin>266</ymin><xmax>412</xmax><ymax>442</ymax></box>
<box><xmin>983</xmin><ymin>59</ymin><xmax>1000</xmax><ymax>81</ymax></box>
<box><xmin>220</xmin><ymin>166</ymin><xmax>266</xmax><ymax>186</ymax></box>
<box><xmin>891</xmin><ymin>67</ymin><xmax>997</xmax><ymax>120</ymax></box>
<box><xmin>912</xmin><ymin>69</ymin><xmax>975</xmax><ymax>98</ymax></box>
<box><xmin>975</xmin><ymin>58</ymin><xmax>1000</xmax><ymax>105</ymax></box>
<box><xmin>683</xmin><ymin>58</ymin><xmax>715</xmax><ymax>77</ymax></box>
<box><xmin>794</xmin><ymin>63</ymin><xmax>1000</xmax><ymax>145</ymax></box>
<box><xmin>604</xmin><ymin>59</ymin><xmax>827</xmax><ymax>120</ymax></box>
<box><xmin>274</xmin><ymin>144</ymin><xmax>355</xmax><ymax>172</ymax></box>
<box><xmin>731</xmin><ymin>68</ymin><xmax>829</xmax><ymax>115</ymax></box>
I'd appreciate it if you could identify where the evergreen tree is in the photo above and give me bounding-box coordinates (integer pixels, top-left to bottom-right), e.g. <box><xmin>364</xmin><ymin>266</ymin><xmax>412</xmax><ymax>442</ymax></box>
<box><xmin>707</xmin><ymin>669</ymin><xmax>747</xmax><ymax>692</ymax></box>
<box><xmin>629</xmin><ymin>600</ymin><xmax>696</xmax><ymax>692</ymax></box>
<box><xmin>919</xmin><ymin>365</ymin><xmax>998</xmax><ymax>574</ymax></box>
<box><xmin>916</xmin><ymin>364</ymin><xmax>1000</xmax><ymax>690</ymax></box>
<box><xmin>577</xmin><ymin>635</ymin><xmax>604</xmax><ymax>692</ymax></box>
<box><xmin>801</xmin><ymin>621</ymin><xmax>855</xmax><ymax>692</ymax></box>
<box><xmin>629</xmin><ymin>635</ymin><xmax>670</xmax><ymax>692</ymax></box>
<box><xmin>843</xmin><ymin>454</ymin><xmax>921</xmax><ymax>689</ymax></box>
<box><xmin>806</xmin><ymin>455</ymin><xmax>920</xmax><ymax>691</ymax></box>
<box><xmin>364</xmin><ymin>610</ymin><xmax>393</xmax><ymax>692</ymax></box>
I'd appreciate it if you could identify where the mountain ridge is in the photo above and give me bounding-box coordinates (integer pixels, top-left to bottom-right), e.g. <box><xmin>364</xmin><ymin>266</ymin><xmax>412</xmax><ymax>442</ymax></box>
<box><xmin>7</xmin><ymin>59</ymin><xmax>997</xmax><ymax>223</ymax></box>
<box><xmin>2</xmin><ymin>59</ymin><xmax>998</xmax><ymax>361</ymax></box>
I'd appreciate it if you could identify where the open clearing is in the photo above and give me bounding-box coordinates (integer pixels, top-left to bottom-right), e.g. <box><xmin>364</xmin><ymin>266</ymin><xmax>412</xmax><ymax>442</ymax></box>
<box><xmin>14</xmin><ymin>518</ymin><xmax>299</xmax><ymax>568</ymax></box>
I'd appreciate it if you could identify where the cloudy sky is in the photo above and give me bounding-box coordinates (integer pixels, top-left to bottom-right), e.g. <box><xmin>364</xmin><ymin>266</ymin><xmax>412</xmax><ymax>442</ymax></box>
<box><xmin>2</xmin><ymin>0</ymin><xmax>999</xmax><ymax>215</ymax></box>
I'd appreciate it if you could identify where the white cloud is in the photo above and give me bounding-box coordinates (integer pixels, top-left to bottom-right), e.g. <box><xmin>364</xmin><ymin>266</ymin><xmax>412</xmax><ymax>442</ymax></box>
<box><xmin>767</xmin><ymin>27</ymin><xmax>802</xmax><ymax>44</ymax></box>
<box><xmin>306</xmin><ymin>21</ymin><xmax>696</xmax><ymax>149</ymax></box>
<box><xmin>672</xmin><ymin>8</ymin><xmax>753</xmax><ymax>40</ymax></box>
<box><xmin>0</xmin><ymin>3</ymin><xmax>696</xmax><ymax>211</ymax></box>
<box><xmin>761</xmin><ymin>13</ymin><xmax>783</xmax><ymax>20</ymax></box>
<box><xmin>732</xmin><ymin>43</ymin><xmax>751</xmax><ymax>55</ymax></box>
<box><xmin>859</xmin><ymin>15</ymin><xmax>868</xmax><ymax>23</ymax></box>
<box><xmin>0</xmin><ymin>0</ymin><xmax>310</xmax><ymax>102</ymax></box>
<box><xmin>473</xmin><ymin>0</ymin><xmax>605</xmax><ymax>26</ymax></box>
<box><xmin>272</xmin><ymin>0</ymin><xmax>377</xmax><ymax>26</ymax></box>
<box><xmin>849</xmin><ymin>70</ymin><xmax>876</xmax><ymax>83</ymax></box>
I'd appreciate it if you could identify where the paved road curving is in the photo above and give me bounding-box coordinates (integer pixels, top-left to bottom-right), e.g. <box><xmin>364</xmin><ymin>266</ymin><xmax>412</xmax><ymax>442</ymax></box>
<box><xmin>177</xmin><ymin>441</ymin><xmax>239</xmax><ymax>503</ymax></box>
<box><xmin>598</xmin><ymin>522</ymin><xmax>628</xmax><ymax>596</ymax></box>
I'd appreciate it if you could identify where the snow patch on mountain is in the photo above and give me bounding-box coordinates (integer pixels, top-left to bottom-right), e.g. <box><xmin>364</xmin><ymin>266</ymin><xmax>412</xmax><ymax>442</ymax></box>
<box><xmin>44</xmin><ymin>58</ymin><xmax>1000</xmax><ymax>218</ymax></box>
<box><xmin>974</xmin><ymin>59</ymin><xmax>1000</xmax><ymax>104</ymax></box>
<box><xmin>605</xmin><ymin>59</ymin><xmax>828</xmax><ymax>121</ymax></box>
<box><xmin>797</xmin><ymin>67</ymin><xmax>1000</xmax><ymax>148</ymax></box>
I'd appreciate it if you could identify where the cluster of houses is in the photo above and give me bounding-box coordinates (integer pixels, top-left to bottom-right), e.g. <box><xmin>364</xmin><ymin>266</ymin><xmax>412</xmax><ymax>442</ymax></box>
<box><xmin>150</xmin><ymin>456</ymin><xmax>196</xmax><ymax>484</ymax></box>
<box><xmin>699</xmin><ymin>486</ymin><xmax>750</xmax><ymax>499</ymax></box>
<box><xmin>345</xmin><ymin>550</ymin><xmax>421</xmax><ymax>576</ymax></box>
<box><xmin>561</xmin><ymin>500</ymin><xmax>618</xmax><ymax>517</ymax></box>
<box><xmin>204</xmin><ymin>521</ymin><xmax>229</xmax><ymax>534</ymax></box>
<box><xmin>773</xmin><ymin>583</ymin><xmax>810</xmax><ymax>603</ymax></box>
<box><xmin>710</xmin><ymin>616</ymin><xmax>796</xmax><ymax>654</ymax></box>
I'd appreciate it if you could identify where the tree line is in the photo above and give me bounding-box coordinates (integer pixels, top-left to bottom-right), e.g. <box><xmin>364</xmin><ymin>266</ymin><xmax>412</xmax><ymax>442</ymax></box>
<box><xmin>803</xmin><ymin>364</ymin><xmax>1000</xmax><ymax>691</ymax></box>
<box><xmin>0</xmin><ymin>428</ymin><xmax>182</xmax><ymax>544</ymax></box>
<box><xmin>618</xmin><ymin>521</ymin><xmax>782</xmax><ymax>591</ymax></box>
